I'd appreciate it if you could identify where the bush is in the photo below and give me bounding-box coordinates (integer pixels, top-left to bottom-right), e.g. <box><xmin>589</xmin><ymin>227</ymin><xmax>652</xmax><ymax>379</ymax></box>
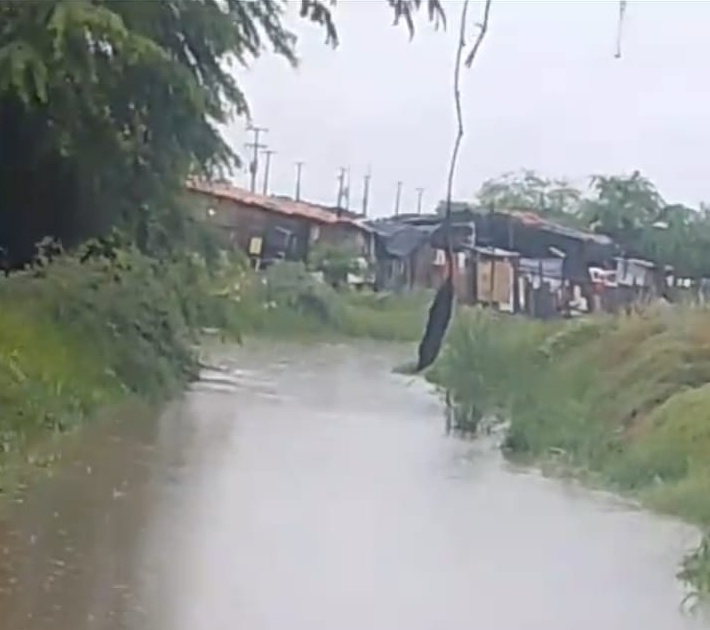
<box><xmin>308</xmin><ymin>242</ymin><xmax>363</xmax><ymax>288</ymax></box>
<box><xmin>232</xmin><ymin>260</ymin><xmax>430</xmax><ymax>342</ymax></box>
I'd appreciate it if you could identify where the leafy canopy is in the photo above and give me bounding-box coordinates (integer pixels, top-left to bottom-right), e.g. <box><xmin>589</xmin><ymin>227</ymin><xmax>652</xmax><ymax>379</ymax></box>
<box><xmin>0</xmin><ymin>0</ymin><xmax>446</xmax><ymax>265</ymax></box>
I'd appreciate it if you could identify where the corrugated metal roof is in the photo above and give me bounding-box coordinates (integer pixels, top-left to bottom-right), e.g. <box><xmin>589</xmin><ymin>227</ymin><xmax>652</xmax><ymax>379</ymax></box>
<box><xmin>187</xmin><ymin>180</ymin><xmax>369</xmax><ymax>230</ymax></box>
<box><xmin>501</xmin><ymin>209</ymin><xmax>613</xmax><ymax>245</ymax></box>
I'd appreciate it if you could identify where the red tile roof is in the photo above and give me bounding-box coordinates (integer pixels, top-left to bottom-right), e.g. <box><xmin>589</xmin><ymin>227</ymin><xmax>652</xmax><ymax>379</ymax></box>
<box><xmin>187</xmin><ymin>180</ymin><xmax>367</xmax><ymax>229</ymax></box>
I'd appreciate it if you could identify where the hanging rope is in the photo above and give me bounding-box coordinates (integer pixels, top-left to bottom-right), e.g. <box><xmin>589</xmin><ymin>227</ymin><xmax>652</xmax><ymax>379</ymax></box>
<box><xmin>615</xmin><ymin>0</ymin><xmax>627</xmax><ymax>59</ymax></box>
<box><xmin>414</xmin><ymin>0</ymin><xmax>492</xmax><ymax>373</ymax></box>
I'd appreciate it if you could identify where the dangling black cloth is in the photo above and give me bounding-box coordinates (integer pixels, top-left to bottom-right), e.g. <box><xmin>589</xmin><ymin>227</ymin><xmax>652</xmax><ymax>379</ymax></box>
<box><xmin>414</xmin><ymin>265</ymin><xmax>454</xmax><ymax>372</ymax></box>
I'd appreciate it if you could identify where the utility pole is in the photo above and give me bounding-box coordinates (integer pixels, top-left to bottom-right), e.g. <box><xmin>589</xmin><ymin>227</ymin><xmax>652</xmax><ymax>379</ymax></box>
<box><xmin>344</xmin><ymin>167</ymin><xmax>351</xmax><ymax>210</ymax></box>
<box><xmin>394</xmin><ymin>181</ymin><xmax>403</xmax><ymax>216</ymax></box>
<box><xmin>294</xmin><ymin>161</ymin><xmax>304</xmax><ymax>201</ymax></box>
<box><xmin>416</xmin><ymin>187</ymin><xmax>425</xmax><ymax>214</ymax></box>
<box><xmin>361</xmin><ymin>167</ymin><xmax>372</xmax><ymax>216</ymax></box>
<box><xmin>336</xmin><ymin>167</ymin><xmax>347</xmax><ymax>207</ymax></box>
<box><xmin>245</xmin><ymin>124</ymin><xmax>268</xmax><ymax>192</ymax></box>
<box><xmin>261</xmin><ymin>149</ymin><xmax>276</xmax><ymax>195</ymax></box>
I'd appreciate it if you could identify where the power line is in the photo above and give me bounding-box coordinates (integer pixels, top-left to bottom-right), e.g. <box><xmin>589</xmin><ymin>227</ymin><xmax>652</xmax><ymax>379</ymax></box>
<box><xmin>245</xmin><ymin>124</ymin><xmax>268</xmax><ymax>192</ymax></box>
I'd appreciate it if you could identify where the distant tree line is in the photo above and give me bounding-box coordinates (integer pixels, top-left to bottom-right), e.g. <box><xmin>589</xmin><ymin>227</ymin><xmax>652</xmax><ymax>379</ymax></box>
<box><xmin>438</xmin><ymin>169</ymin><xmax>710</xmax><ymax>279</ymax></box>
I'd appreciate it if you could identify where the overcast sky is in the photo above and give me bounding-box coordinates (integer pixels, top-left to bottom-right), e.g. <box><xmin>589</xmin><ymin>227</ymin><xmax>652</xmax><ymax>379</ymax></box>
<box><xmin>223</xmin><ymin>1</ymin><xmax>710</xmax><ymax>217</ymax></box>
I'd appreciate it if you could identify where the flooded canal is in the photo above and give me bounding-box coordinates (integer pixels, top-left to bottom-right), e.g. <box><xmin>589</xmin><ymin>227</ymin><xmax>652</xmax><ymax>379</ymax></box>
<box><xmin>0</xmin><ymin>341</ymin><xmax>706</xmax><ymax>630</ymax></box>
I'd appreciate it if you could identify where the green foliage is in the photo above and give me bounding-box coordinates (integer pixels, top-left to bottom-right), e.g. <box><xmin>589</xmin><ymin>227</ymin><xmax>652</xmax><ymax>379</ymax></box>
<box><xmin>309</xmin><ymin>242</ymin><xmax>363</xmax><ymax>287</ymax></box>
<box><xmin>337</xmin><ymin>288</ymin><xmax>431</xmax><ymax>341</ymax></box>
<box><xmin>232</xmin><ymin>260</ymin><xmax>428</xmax><ymax>340</ymax></box>
<box><xmin>476</xmin><ymin>169</ymin><xmax>582</xmax><ymax>225</ymax></box>
<box><xmin>0</xmin><ymin>250</ymin><xmax>201</xmax><ymax>484</ymax></box>
<box><xmin>259</xmin><ymin>261</ymin><xmax>343</xmax><ymax>331</ymax></box>
<box><xmin>429</xmin><ymin>307</ymin><xmax>710</xmax><ymax>597</ymax></box>
<box><xmin>473</xmin><ymin>169</ymin><xmax>710</xmax><ymax>279</ymax></box>
<box><xmin>0</xmin><ymin>247</ymin><xmax>236</xmax><ymax>402</ymax></box>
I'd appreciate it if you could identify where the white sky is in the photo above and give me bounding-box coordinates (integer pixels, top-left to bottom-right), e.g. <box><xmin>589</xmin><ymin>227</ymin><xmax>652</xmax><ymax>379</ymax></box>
<box><xmin>223</xmin><ymin>1</ymin><xmax>710</xmax><ymax>217</ymax></box>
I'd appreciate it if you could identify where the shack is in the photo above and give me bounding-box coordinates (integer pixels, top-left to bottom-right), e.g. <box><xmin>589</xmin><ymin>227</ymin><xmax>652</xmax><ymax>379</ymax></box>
<box><xmin>609</xmin><ymin>256</ymin><xmax>671</xmax><ymax>311</ymax></box>
<box><xmin>367</xmin><ymin>214</ymin><xmax>475</xmax><ymax>298</ymax></box>
<box><xmin>472</xmin><ymin>246</ymin><xmax>519</xmax><ymax>312</ymax></box>
<box><xmin>474</xmin><ymin>209</ymin><xmax>618</xmax><ymax>316</ymax></box>
<box><xmin>187</xmin><ymin>180</ymin><xmax>373</xmax><ymax>267</ymax></box>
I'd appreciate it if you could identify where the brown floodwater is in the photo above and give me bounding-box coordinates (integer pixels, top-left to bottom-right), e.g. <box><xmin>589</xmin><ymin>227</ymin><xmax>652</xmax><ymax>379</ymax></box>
<box><xmin>0</xmin><ymin>341</ymin><xmax>707</xmax><ymax>630</ymax></box>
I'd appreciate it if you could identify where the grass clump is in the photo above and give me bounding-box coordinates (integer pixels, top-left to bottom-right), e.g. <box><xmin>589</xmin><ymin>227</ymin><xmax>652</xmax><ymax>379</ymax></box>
<box><xmin>234</xmin><ymin>261</ymin><xmax>429</xmax><ymax>342</ymax></box>
<box><xmin>428</xmin><ymin>305</ymin><xmax>710</xmax><ymax>599</ymax></box>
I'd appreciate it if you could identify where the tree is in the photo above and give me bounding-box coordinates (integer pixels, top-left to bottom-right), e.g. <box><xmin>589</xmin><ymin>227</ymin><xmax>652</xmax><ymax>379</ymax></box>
<box><xmin>474</xmin><ymin>169</ymin><xmax>583</xmax><ymax>224</ymax></box>
<box><xmin>0</xmin><ymin>0</ymin><xmax>447</xmax><ymax>266</ymax></box>
<box><xmin>580</xmin><ymin>171</ymin><xmax>664</xmax><ymax>237</ymax></box>
<box><xmin>580</xmin><ymin>172</ymin><xmax>710</xmax><ymax>278</ymax></box>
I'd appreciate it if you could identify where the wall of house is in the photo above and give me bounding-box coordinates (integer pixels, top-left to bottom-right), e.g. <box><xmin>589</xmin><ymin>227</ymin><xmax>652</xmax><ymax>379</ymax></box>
<box><xmin>476</xmin><ymin>257</ymin><xmax>515</xmax><ymax>311</ymax></box>
<box><xmin>616</xmin><ymin>259</ymin><xmax>654</xmax><ymax>288</ymax></box>
<box><xmin>187</xmin><ymin>190</ymin><xmax>312</xmax><ymax>261</ymax></box>
<box><xmin>427</xmin><ymin>248</ymin><xmax>471</xmax><ymax>301</ymax></box>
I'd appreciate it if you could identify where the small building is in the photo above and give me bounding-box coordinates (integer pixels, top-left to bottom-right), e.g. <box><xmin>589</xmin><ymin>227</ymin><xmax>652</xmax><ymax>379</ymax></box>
<box><xmin>474</xmin><ymin>209</ymin><xmax>618</xmax><ymax>317</ymax></box>
<box><xmin>605</xmin><ymin>256</ymin><xmax>671</xmax><ymax>312</ymax></box>
<box><xmin>367</xmin><ymin>214</ymin><xmax>475</xmax><ymax>297</ymax></box>
<box><xmin>186</xmin><ymin>180</ymin><xmax>374</xmax><ymax>268</ymax></box>
<box><xmin>615</xmin><ymin>256</ymin><xmax>656</xmax><ymax>288</ymax></box>
<box><xmin>472</xmin><ymin>246</ymin><xmax>519</xmax><ymax>313</ymax></box>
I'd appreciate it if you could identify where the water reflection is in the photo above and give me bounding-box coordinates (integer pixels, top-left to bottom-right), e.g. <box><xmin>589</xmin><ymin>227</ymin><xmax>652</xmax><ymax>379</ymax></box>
<box><xmin>0</xmin><ymin>340</ymin><xmax>706</xmax><ymax>630</ymax></box>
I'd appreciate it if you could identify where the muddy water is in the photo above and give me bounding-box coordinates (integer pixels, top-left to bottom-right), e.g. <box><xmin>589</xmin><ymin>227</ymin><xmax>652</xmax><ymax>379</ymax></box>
<box><xmin>0</xmin><ymin>341</ymin><xmax>706</xmax><ymax>630</ymax></box>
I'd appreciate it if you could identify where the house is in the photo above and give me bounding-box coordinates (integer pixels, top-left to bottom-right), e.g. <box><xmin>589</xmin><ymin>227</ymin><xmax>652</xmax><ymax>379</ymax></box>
<box><xmin>615</xmin><ymin>256</ymin><xmax>656</xmax><ymax>288</ymax></box>
<box><xmin>366</xmin><ymin>214</ymin><xmax>475</xmax><ymax>297</ymax></box>
<box><xmin>473</xmin><ymin>209</ymin><xmax>618</xmax><ymax>316</ymax></box>
<box><xmin>186</xmin><ymin>180</ymin><xmax>374</xmax><ymax>267</ymax></box>
<box><xmin>607</xmin><ymin>256</ymin><xmax>672</xmax><ymax>312</ymax></box>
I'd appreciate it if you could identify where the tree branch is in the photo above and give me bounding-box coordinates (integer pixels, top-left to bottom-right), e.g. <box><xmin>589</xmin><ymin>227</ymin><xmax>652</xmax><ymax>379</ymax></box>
<box><xmin>413</xmin><ymin>0</ymin><xmax>493</xmax><ymax>374</ymax></box>
<box><xmin>615</xmin><ymin>0</ymin><xmax>627</xmax><ymax>59</ymax></box>
<box><xmin>465</xmin><ymin>0</ymin><xmax>492</xmax><ymax>68</ymax></box>
<box><xmin>444</xmin><ymin>0</ymin><xmax>492</xmax><ymax>228</ymax></box>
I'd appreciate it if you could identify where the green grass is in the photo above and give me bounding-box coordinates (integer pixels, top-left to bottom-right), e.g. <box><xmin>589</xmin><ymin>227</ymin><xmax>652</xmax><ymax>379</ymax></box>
<box><xmin>428</xmin><ymin>305</ymin><xmax>710</xmax><ymax>600</ymax></box>
<box><xmin>230</xmin><ymin>261</ymin><xmax>430</xmax><ymax>343</ymax></box>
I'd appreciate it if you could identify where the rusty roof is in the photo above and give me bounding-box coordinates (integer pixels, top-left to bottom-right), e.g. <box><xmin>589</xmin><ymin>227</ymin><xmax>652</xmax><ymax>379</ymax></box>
<box><xmin>187</xmin><ymin>180</ymin><xmax>368</xmax><ymax>230</ymax></box>
<box><xmin>499</xmin><ymin>209</ymin><xmax>613</xmax><ymax>245</ymax></box>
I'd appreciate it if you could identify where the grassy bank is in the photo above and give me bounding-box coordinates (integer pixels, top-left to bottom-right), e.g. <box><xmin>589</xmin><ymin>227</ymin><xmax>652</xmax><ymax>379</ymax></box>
<box><xmin>0</xmin><ymin>250</ymin><xmax>428</xmax><ymax>495</ymax></box>
<box><xmin>231</xmin><ymin>261</ymin><xmax>430</xmax><ymax>342</ymax></box>
<box><xmin>428</xmin><ymin>306</ymin><xmax>710</xmax><ymax>600</ymax></box>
